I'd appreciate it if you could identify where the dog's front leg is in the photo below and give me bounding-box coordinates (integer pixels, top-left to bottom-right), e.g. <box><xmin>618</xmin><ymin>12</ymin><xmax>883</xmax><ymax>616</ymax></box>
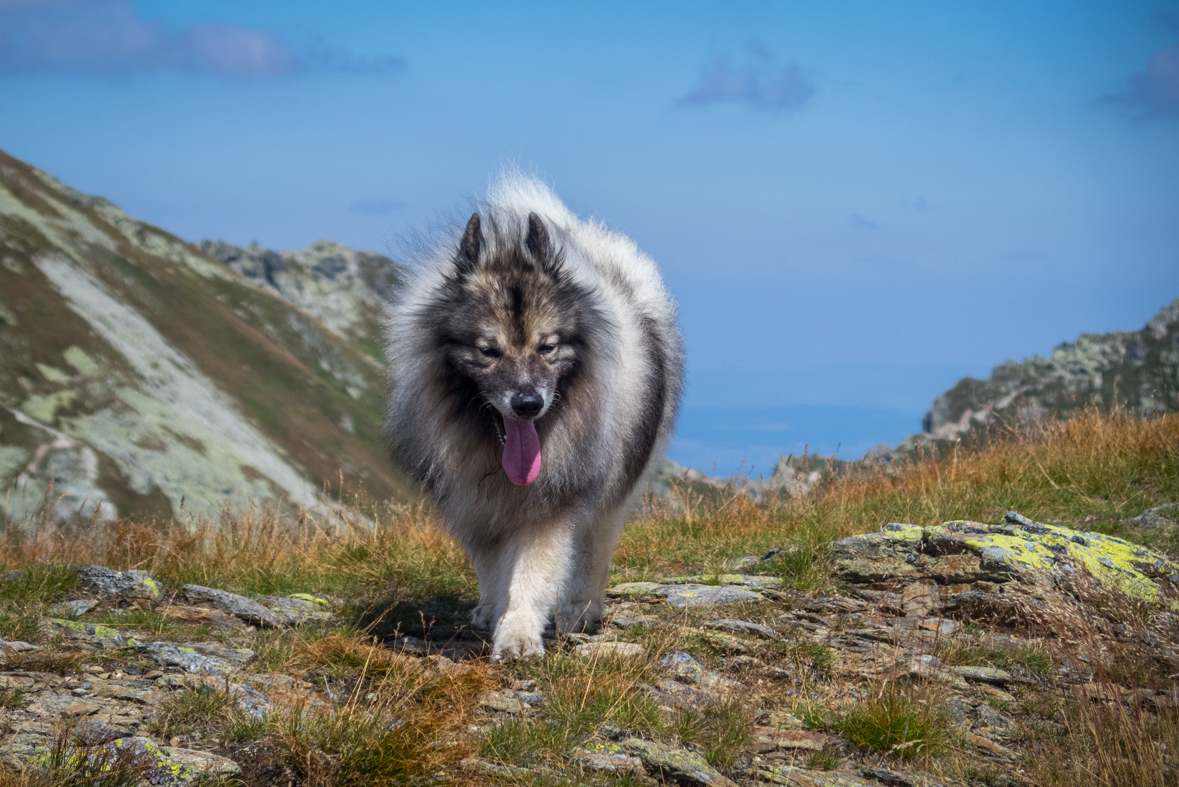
<box><xmin>490</xmin><ymin>522</ymin><xmax>572</xmax><ymax>662</ymax></box>
<box><xmin>558</xmin><ymin>508</ymin><xmax>627</xmax><ymax>633</ymax></box>
<box><xmin>468</xmin><ymin>549</ymin><xmax>506</xmax><ymax>632</ymax></box>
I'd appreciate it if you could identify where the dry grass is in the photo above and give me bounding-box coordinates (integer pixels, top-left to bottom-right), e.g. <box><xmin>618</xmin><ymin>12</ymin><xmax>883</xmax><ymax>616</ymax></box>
<box><xmin>616</xmin><ymin>407</ymin><xmax>1179</xmax><ymax>582</ymax></box>
<box><xmin>1023</xmin><ymin>681</ymin><xmax>1179</xmax><ymax>787</ymax></box>
<box><xmin>275</xmin><ymin>655</ymin><xmax>492</xmax><ymax>787</ymax></box>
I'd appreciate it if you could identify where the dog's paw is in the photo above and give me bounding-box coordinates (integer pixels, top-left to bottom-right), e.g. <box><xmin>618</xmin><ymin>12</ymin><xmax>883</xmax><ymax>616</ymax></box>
<box><xmin>471</xmin><ymin>603</ymin><xmax>495</xmax><ymax>631</ymax></box>
<box><xmin>490</xmin><ymin>616</ymin><xmax>545</xmax><ymax>662</ymax></box>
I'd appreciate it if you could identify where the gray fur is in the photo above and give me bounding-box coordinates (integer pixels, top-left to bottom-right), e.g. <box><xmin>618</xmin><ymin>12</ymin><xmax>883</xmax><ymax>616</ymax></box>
<box><xmin>385</xmin><ymin>174</ymin><xmax>683</xmax><ymax>660</ymax></box>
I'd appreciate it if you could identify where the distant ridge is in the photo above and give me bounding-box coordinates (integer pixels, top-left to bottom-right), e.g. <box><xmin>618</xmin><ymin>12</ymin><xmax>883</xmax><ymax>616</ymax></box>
<box><xmin>904</xmin><ymin>298</ymin><xmax>1179</xmax><ymax>449</ymax></box>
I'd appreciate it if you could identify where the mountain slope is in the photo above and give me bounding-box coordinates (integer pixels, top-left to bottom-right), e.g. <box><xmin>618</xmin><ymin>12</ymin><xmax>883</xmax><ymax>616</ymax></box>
<box><xmin>0</xmin><ymin>149</ymin><xmax>415</xmax><ymax>526</ymax></box>
<box><xmin>911</xmin><ymin>298</ymin><xmax>1179</xmax><ymax>447</ymax></box>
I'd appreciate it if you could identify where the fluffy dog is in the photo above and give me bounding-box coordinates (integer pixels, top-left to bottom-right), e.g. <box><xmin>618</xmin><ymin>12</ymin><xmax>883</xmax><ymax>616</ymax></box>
<box><xmin>385</xmin><ymin>175</ymin><xmax>683</xmax><ymax>660</ymax></box>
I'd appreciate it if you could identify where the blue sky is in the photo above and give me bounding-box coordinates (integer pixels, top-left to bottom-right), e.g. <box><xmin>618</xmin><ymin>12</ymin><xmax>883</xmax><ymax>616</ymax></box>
<box><xmin>3</xmin><ymin>0</ymin><xmax>1178</xmax><ymax>474</ymax></box>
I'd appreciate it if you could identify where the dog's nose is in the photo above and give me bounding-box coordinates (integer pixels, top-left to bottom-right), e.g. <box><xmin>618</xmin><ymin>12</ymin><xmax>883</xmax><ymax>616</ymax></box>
<box><xmin>510</xmin><ymin>392</ymin><xmax>544</xmax><ymax>418</ymax></box>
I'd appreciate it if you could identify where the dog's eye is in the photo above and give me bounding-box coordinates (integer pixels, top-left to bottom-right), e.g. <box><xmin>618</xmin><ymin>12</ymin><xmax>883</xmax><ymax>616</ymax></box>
<box><xmin>479</xmin><ymin>347</ymin><xmax>501</xmax><ymax>359</ymax></box>
<box><xmin>538</xmin><ymin>343</ymin><xmax>556</xmax><ymax>356</ymax></box>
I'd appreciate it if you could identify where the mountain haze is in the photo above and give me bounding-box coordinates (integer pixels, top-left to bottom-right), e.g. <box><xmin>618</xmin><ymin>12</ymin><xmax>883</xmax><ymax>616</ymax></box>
<box><xmin>0</xmin><ymin>149</ymin><xmax>415</xmax><ymax>527</ymax></box>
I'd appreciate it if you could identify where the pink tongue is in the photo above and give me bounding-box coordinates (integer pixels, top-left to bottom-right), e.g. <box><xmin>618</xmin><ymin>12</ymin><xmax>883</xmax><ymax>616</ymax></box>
<box><xmin>502</xmin><ymin>417</ymin><xmax>542</xmax><ymax>485</ymax></box>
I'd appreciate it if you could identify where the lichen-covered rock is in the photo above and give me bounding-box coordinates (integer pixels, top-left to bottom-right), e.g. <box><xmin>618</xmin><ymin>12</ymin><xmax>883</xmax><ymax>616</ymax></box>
<box><xmin>833</xmin><ymin>516</ymin><xmax>1179</xmax><ymax>604</ymax></box>
<box><xmin>573</xmin><ymin>641</ymin><xmax>645</xmax><ymax>659</ymax></box>
<box><xmin>74</xmin><ymin>565</ymin><xmax>161</xmax><ymax>601</ymax></box>
<box><xmin>623</xmin><ymin>738</ymin><xmax>738</xmax><ymax>786</ymax></box>
<box><xmin>104</xmin><ymin>737</ymin><xmax>240</xmax><ymax>785</ymax></box>
<box><xmin>41</xmin><ymin>618</ymin><xmax>128</xmax><ymax>649</ymax></box>
<box><xmin>182</xmin><ymin>584</ymin><xmax>283</xmax><ymax>628</ymax></box>
<box><xmin>654</xmin><ymin>584</ymin><xmax>764</xmax><ymax>608</ymax></box>
<box><xmin>606</xmin><ymin>581</ymin><xmax>663</xmax><ymax>597</ymax></box>
<box><xmin>140</xmin><ymin>641</ymin><xmax>255</xmax><ymax>675</ymax></box>
<box><xmin>258</xmin><ymin>594</ymin><xmax>335</xmax><ymax>626</ymax></box>
<box><xmin>704</xmin><ymin>618</ymin><xmax>780</xmax><ymax>640</ymax></box>
<box><xmin>571</xmin><ymin>741</ymin><xmax>644</xmax><ymax>774</ymax></box>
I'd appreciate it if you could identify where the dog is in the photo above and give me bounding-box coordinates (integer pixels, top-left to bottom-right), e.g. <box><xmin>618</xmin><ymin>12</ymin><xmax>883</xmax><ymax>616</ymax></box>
<box><xmin>385</xmin><ymin>174</ymin><xmax>683</xmax><ymax>661</ymax></box>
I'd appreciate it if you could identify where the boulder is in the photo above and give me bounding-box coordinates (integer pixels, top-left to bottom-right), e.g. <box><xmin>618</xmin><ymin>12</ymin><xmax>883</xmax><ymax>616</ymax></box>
<box><xmin>182</xmin><ymin>584</ymin><xmax>284</xmax><ymax>628</ymax></box>
<box><xmin>833</xmin><ymin>516</ymin><xmax>1179</xmax><ymax>604</ymax></box>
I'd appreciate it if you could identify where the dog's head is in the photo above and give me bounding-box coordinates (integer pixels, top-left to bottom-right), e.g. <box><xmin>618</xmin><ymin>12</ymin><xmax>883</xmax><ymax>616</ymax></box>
<box><xmin>436</xmin><ymin>211</ymin><xmax>593</xmax><ymax>484</ymax></box>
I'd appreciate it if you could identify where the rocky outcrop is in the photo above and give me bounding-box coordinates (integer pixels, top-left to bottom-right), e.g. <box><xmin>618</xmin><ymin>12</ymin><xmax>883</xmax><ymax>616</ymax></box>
<box><xmin>199</xmin><ymin>239</ymin><xmax>403</xmax><ymax>352</ymax></box>
<box><xmin>831</xmin><ymin>512</ymin><xmax>1179</xmax><ymax>604</ymax></box>
<box><xmin>912</xmin><ymin>299</ymin><xmax>1179</xmax><ymax>447</ymax></box>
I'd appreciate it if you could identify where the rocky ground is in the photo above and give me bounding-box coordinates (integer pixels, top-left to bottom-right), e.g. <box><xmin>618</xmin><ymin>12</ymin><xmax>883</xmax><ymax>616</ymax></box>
<box><xmin>2</xmin><ymin>509</ymin><xmax>1177</xmax><ymax>786</ymax></box>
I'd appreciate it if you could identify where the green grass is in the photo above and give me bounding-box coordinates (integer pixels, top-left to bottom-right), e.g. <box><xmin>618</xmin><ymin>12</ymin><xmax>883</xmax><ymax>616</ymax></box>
<box><xmin>671</xmin><ymin>695</ymin><xmax>754</xmax><ymax>766</ymax></box>
<box><xmin>84</xmin><ymin>609</ymin><xmax>213</xmax><ymax>643</ymax></box>
<box><xmin>801</xmin><ymin>683</ymin><xmax>956</xmax><ymax>762</ymax></box>
<box><xmin>147</xmin><ymin>683</ymin><xmax>239</xmax><ymax>740</ymax></box>
<box><xmin>938</xmin><ymin>642</ymin><xmax>1053</xmax><ymax>676</ymax></box>
<box><xmin>485</xmin><ymin>650</ymin><xmax>667</xmax><ymax>767</ymax></box>
<box><xmin>0</xmin><ymin>564</ymin><xmax>79</xmax><ymax>643</ymax></box>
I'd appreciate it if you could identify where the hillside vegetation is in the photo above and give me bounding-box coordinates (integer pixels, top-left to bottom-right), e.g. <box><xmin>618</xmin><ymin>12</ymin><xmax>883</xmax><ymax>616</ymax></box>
<box><xmin>0</xmin><ymin>148</ymin><xmax>417</xmax><ymax>528</ymax></box>
<box><xmin>1</xmin><ymin>408</ymin><xmax>1176</xmax><ymax>786</ymax></box>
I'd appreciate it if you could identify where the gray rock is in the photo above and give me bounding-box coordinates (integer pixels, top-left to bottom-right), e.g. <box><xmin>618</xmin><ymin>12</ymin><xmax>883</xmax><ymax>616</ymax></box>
<box><xmin>1131</xmin><ymin>505</ymin><xmax>1177</xmax><ymax>530</ymax></box>
<box><xmin>903</xmin><ymin>655</ymin><xmax>943</xmax><ymax>678</ymax></box>
<box><xmin>174</xmin><ymin>674</ymin><xmax>271</xmax><ymax>719</ymax></box>
<box><xmin>623</xmin><ymin>738</ymin><xmax>738</xmax><ymax>786</ymax></box>
<box><xmin>0</xmin><ymin>638</ymin><xmax>40</xmax><ymax>652</ymax></box>
<box><xmin>182</xmin><ymin>584</ymin><xmax>283</xmax><ymax>628</ymax></box>
<box><xmin>973</xmin><ymin>702</ymin><xmax>1011</xmax><ymax>729</ymax></box>
<box><xmin>573</xmin><ymin>641</ymin><xmax>644</xmax><ymax>659</ymax></box>
<box><xmin>654</xmin><ymin>584</ymin><xmax>763</xmax><ymax>608</ymax></box>
<box><xmin>658</xmin><ymin>650</ymin><xmax>707</xmax><ymax>682</ymax></box>
<box><xmin>49</xmin><ymin>599</ymin><xmax>98</xmax><ymax>617</ymax></box>
<box><xmin>901</xmin><ymin>584</ymin><xmax>941</xmax><ymax>618</ymax></box>
<box><xmin>70</xmin><ymin>720</ymin><xmax>130</xmax><ymax>746</ymax></box>
<box><xmin>258</xmin><ymin>594</ymin><xmax>335</xmax><ymax>626</ymax></box>
<box><xmin>608</xmin><ymin>614</ymin><xmax>660</xmax><ymax>630</ymax></box>
<box><xmin>480</xmin><ymin>690</ymin><xmax>526</xmax><ymax>714</ymax></box>
<box><xmin>74</xmin><ymin>565</ymin><xmax>161</xmax><ymax>601</ymax></box>
<box><xmin>752</xmin><ymin>728</ymin><xmax>830</xmax><ymax>752</ymax></box>
<box><xmin>948</xmin><ymin>665</ymin><xmax>1026</xmax><ymax>685</ymax></box>
<box><xmin>140</xmin><ymin>641</ymin><xmax>255</xmax><ymax>675</ymax></box>
<box><xmin>723</xmin><ymin>556</ymin><xmax>761</xmax><ymax>571</ymax></box>
<box><xmin>571</xmin><ymin>743</ymin><xmax>644</xmax><ymax>774</ymax></box>
<box><xmin>391</xmin><ymin>636</ymin><xmax>430</xmax><ymax>655</ymax></box>
<box><xmin>860</xmin><ymin>767</ymin><xmax>914</xmax><ymax>787</ymax></box>
<box><xmin>705</xmin><ymin>618</ymin><xmax>780</xmax><ymax>640</ymax></box>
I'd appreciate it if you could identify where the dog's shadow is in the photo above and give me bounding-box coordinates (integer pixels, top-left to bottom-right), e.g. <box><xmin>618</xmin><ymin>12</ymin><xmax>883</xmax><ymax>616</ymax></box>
<box><xmin>358</xmin><ymin>592</ymin><xmax>492</xmax><ymax>660</ymax></box>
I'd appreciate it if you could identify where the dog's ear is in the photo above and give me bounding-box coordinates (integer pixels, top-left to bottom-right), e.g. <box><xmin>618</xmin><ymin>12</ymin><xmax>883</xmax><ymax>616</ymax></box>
<box><xmin>526</xmin><ymin>212</ymin><xmax>559</xmax><ymax>272</ymax></box>
<box><xmin>456</xmin><ymin>213</ymin><xmax>482</xmax><ymax>275</ymax></box>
